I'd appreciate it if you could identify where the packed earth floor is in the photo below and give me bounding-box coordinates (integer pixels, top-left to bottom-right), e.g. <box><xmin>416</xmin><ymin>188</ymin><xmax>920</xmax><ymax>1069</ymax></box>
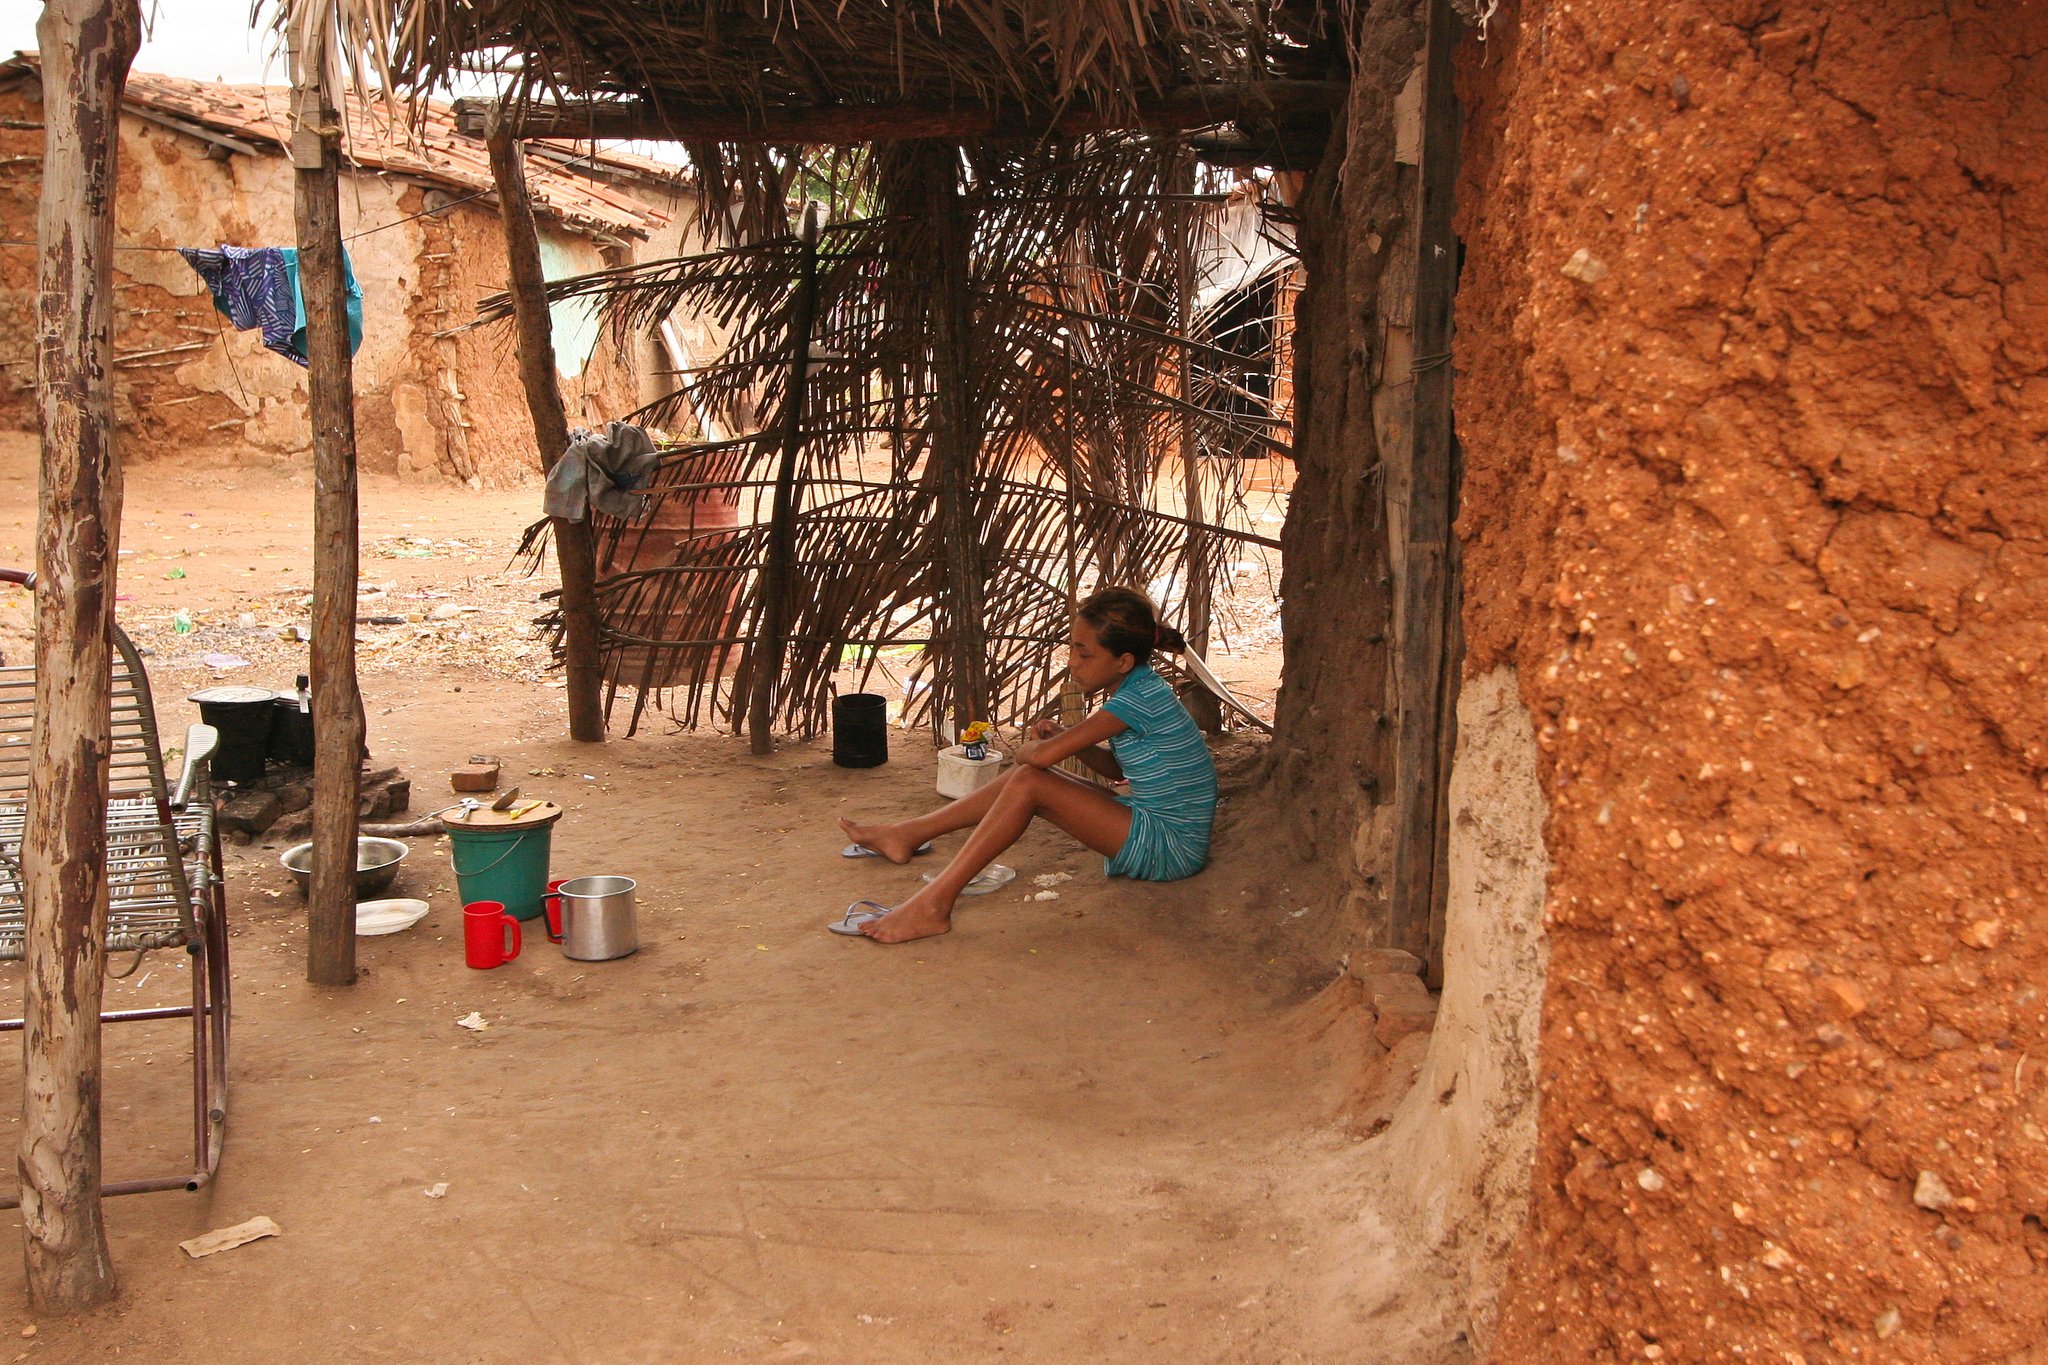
<box><xmin>0</xmin><ymin>435</ymin><xmax>1464</xmax><ymax>1363</ymax></box>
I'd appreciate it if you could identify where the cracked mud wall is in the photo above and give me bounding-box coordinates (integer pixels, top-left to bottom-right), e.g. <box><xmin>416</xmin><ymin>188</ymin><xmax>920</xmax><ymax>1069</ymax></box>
<box><xmin>0</xmin><ymin>90</ymin><xmax>644</xmax><ymax>485</ymax></box>
<box><xmin>1449</xmin><ymin>1</ymin><xmax>2048</xmax><ymax>1358</ymax></box>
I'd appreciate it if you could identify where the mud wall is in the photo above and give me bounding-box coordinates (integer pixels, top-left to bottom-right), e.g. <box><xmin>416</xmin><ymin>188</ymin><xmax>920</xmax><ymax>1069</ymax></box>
<box><xmin>0</xmin><ymin>85</ymin><xmax>645</xmax><ymax>485</ymax></box>
<box><xmin>1448</xmin><ymin>2</ymin><xmax>2048</xmax><ymax>1358</ymax></box>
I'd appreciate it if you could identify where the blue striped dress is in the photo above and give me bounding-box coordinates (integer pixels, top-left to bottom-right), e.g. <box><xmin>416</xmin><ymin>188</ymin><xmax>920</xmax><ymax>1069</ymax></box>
<box><xmin>1100</xmin><ymin>665</ymin><xmax>1218</xmax><ymax>881</ymax></box>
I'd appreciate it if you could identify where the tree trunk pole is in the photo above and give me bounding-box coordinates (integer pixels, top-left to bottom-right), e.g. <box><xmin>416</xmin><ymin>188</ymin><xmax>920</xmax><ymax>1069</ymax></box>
<box><xmin>22</xmin><ymin>0</ymin><xmax>141</xmax><ymax>1310</ymax></box>
<box><xmin>748</xmin><ymin>204</ymin><xmax>822</xmax><ymax>754</ymax></box>
<box><xmin>1175</xmin><ymin>200</ymin><xmax>1223</xmax><ymax>732</ymax></box>
<box><xmin>486</xmin><ymin>120</ymin><xmax>607</xmax><ymax>743</ymax></box>
<box><xmin>1388</xmin><ymin>0</ymin><xmax>1465</xmax><ymax>979</ymax></box>
<box><xmin>289</xmin><ymin>29</ymin><xmax>364</xmax><ymax>989</ymax></box>
<box><xmin>916</xmin><ymin>143</ymin><xmax>989</xmax><ymax>733</ymax></box>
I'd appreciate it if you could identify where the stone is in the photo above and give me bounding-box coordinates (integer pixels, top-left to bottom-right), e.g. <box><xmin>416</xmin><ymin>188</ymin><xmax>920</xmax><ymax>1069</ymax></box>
<box><xmin>1912</xmin><ymin>1170</ymin><xmax>1956</xmax><ymax>1211</ymax></box>
<box><xmin>1928</xmin><ymin>1025</ymin><xmax>1966</xmax><ymax>1051</ymax></box>
<box><xmin>1821</xmin><ymin>977</ymin><xmax>1868</xmax><ymax>1019</ymax></box>
<box><xmin>1874</xmin><ymin>1307</ymin><xmax>1902</xmax><ymax>1340</ymax></box>
<box><xmin>1636</xmin><ymin>1167</ymin><xmax>1667</xmax><ymax>1193</ymax></box>
<box><xmin>1561</xmin><ymin>248</ymin><xmax>1611</xmax><ymax>284</ymax></box>
<box><xmin>1959</xmin><ymin>919</ymin><xmax>2006</xmax><ymax>949</ymax></box>
<box><xmin>1353</xmin><ymin>948</ymin><xmax>1425</xmax><ymax>978</ymax></box>
<box><xmin>218</xmin><ymin>788</ymin><xmax>284</xmax><ymax>836</ymax></box>
<box><xmin>451</xmin><ymin>761</ymin><xmax>501</xmax><ymax>793</ymax></box>
<box><xmin>428</xmin><ymin>603</ymin><xmax>463</xmax><ymax>621</ymax></box>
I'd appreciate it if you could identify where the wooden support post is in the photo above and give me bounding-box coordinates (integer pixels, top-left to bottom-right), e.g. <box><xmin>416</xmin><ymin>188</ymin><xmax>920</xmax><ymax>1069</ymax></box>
<box><xmin>1175</xmin><ymin>203</ymin><xmax>1222</xmax><ymax>732</ymax></box>
<box><xmin>915</xmin><ymin>143</ymin><xmax>989</xmax><ymax>733</ymax></box>
<box><xmin>748</xmin><ymin>204</ymin><xmax>822</xmax><ymax>754</ymax></box>
<box><xmin>289</xmin><ymin>29</ymin><xmax>365</xmax><ymax>989</ymax></box>
<box><xmin>1388</xmin><ymin>0</ymin><xmax>1464</xmax><ymax>982</ymax></box>
<box><xmin>22</xmin><ymin>0</ymin><xmax>140</xmax><ymax>1310</ymax></box>
<box><xmin>486</xmin><ymin>120</ymin><xmax>607</xmax><ymax>743</ymax></box>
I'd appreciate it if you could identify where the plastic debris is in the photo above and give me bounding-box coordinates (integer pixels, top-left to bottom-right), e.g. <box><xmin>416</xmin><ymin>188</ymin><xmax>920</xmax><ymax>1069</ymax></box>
<box><xmin>455</xmin><ymin>1011</ymin><xmax>488</xmax><ymax>1032</ymax></box>
<box><xmin>424</xmin><ymin>1183</ymin><xmax>449</xmax><ymax>1199</ymax></box>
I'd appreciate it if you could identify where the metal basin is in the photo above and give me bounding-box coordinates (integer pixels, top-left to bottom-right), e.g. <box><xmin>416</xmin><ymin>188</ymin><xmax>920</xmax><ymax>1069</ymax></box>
<box><xmin>281</xmin><ymin>837</ymin><xmax>409</xmax><ymax>901</ymax></box>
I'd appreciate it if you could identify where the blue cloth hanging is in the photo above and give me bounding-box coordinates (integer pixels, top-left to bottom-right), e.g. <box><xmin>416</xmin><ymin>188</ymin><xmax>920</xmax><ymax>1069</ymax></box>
<box><xmin>179</xmin><ymin>244</ymin><xmax>363</xmax><ymax>366</ymax></box>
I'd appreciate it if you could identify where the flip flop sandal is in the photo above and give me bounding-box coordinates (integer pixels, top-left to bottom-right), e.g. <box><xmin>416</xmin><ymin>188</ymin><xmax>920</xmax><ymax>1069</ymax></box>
<box><xmin>828</xmin><ymin>899</ymin><xmax>897</xmax><ymax>937</ymax></box>
<box><xmin>922</xmin><ymin>863</ymin><xmax>1018</xmax><ymax>897</ymax></box>
<box><xmin>840</xmin><ymin>841</ymin><xmax>935</xmax><ymax>860</ymax></box>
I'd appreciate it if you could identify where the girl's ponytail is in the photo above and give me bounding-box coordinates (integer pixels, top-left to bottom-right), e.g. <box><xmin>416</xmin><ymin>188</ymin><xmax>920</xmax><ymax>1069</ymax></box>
<box><xmin>1154</xmin><ymin>623</ymin><xmax>1187</xmax><ymax>653</ymax></box>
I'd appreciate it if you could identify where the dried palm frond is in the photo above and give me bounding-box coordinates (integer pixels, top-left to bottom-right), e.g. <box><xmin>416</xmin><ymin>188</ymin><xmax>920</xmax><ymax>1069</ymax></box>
<box><xmin>507</xmin><ymin>129</ymin><xmax>1292</xmax><ymax>740</ymax></box>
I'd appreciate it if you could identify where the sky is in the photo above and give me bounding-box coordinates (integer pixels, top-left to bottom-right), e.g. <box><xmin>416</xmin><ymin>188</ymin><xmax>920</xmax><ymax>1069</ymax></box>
<box><xmin>4</xmin><ymin>0</ymin><xmax>289</xmax><ymax>84</ymax></box>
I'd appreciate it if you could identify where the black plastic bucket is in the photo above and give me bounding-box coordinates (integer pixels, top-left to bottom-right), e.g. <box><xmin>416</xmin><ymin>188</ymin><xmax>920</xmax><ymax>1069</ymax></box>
<box><xmin>187</xmin><ymin>686</ymin><xmax>277</xmax><ymax>786</ymax></box>
<box><xmin>269</xmin><ymin>698</ymin><xmax>316</xmax><ymax>767</ymax></box>
<box><xmin>831</xmin><ymin>693</ymin><xmax>889</xmax><ymax>769</ymax></box>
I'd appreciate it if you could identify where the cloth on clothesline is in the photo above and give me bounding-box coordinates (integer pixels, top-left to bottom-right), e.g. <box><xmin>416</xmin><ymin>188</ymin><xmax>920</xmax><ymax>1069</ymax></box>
<box><xmin>178</xmin><ymin>244</ymin><xmax>364</xmax><ymax>366</ymax></box>
<box><xmin>544</xmin><ymin>422</ymin><xmax>663</xmax><ymax>522</ymax></box>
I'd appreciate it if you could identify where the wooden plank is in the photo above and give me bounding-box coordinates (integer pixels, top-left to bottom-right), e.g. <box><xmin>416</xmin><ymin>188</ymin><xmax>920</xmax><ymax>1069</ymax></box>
<box><xmin>290</xmin><ymin>43</ymin><xmax>365</xmax><ymax>990</ymax></box>
<box><xmin>747</xmin><ymin>204</ymin><xmax>822</xmax><ymax>754</ymax></box>
<box><xmin>452</xmin><ymin>81</ymin><xmax>1350</xmax><ymax>144</ymax></box>
<box><xmin>124</xmin><ymin>104</ymin><xmax>261</xmax><ymax>158</ymax></box>
<box><xmin>1387</xmin><ymin>0</ymin><xmax>1463</xmax><ymax>971</ymax></box>
<box><xmin>21</xmin><ymin>0</ymin><xmax>141</xmax><ymax>1310</ymax></box>
<box><xmin>916</xmin><ymin>143</ymin><xmax>990</xmax><ymax>732</ymax></box>
<box><xmin>486</xmin><ymin>122</ymin><xmax>607</xmax><ymax>744</ymax></box>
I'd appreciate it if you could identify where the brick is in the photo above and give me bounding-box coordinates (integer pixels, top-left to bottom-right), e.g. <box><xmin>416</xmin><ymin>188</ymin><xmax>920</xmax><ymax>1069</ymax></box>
<box><xmin>218</xmin><ymin>788</ymin><xmax>284</xmax><ymax>836</ymax></box>
<box><xmin>1362</xmin><ymin>971</ymin><xmax>1431</xmax><ymax>1012</ymax></box>
<box><xmin>1374</xmin><ymin>997</ymin><xmax>1439</xmax><ymax>1049</ymax></box>
<box><xmin>1354</xmin><ymin>948</ymin><xmax>1425</xmax><ymax>978</ymax></box>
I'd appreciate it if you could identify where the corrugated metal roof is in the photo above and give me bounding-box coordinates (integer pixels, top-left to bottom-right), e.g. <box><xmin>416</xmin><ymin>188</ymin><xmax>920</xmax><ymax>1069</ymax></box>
<box><xmin>3</xmin><ymin>54</ymin><xmax>679</xmax><ymax>239</ymax></box>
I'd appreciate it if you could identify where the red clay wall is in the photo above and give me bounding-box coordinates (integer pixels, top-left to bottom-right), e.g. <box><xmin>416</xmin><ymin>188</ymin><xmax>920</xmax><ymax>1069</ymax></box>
<box><xmin>1456</xmin><ymin>1</ymin><xmax>2047</xmax><ymax>1358</ymax></box>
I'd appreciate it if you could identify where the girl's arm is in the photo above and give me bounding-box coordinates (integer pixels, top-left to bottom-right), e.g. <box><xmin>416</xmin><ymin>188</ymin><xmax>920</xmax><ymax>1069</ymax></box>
<box><xmin>1018</xmin><ymin>708</ymin><xmax>1126</xmax><ymax>771</ymax></box>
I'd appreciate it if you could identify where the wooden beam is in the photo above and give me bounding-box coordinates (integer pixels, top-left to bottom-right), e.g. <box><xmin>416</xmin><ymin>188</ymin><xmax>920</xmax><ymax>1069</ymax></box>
<box><xmin>124</xmin><ymin>104</ymin><xmax>262</xmax><ymax>158</ymax></box>
<box><xmin>452</xmin><ymin>80</ymin><xmax>1349</xmax><ymax>145</ymax></box>
<box><xmin>486</xmin><ymin>121</ymin><xmax>608</xmax><ymax>744</ymax></box>
<box><xmin>913</xmin><ymin>143</ymin><xmax>989</xmax><ymax>732</ymax></box>
<box><xmin>22</xmin><ymin>0</ymin><xmax>141</xmax><ymax>1311</ymax></box>
<box><xmin>290</xmin><ymin>31</ymin><xmax>365</xmax><ymax>989</ymax></box>
<box><xmin>747</xmin><ymin>203</ymin><xmax>822</xmax><ymax>754</ymax></box>
<box><xmin>1387</xmin><ymin>0</ymin><xmax>1464</xmax><ymax>981</ymax></box>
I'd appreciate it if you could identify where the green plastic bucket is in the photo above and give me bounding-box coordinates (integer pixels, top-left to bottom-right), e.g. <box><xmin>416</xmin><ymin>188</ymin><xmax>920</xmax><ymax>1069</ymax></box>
<box><xmin>444</xmin><ymin>806</ymin><xmax>560</xmax><ymax>922</ymax></box>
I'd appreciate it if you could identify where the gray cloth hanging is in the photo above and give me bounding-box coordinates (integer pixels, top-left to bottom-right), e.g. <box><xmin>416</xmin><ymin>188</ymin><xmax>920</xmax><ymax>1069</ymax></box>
<box><xmin>542</xmin><ymin>422</ymin><xmax>662</xmax><ymax>521</ymax></box>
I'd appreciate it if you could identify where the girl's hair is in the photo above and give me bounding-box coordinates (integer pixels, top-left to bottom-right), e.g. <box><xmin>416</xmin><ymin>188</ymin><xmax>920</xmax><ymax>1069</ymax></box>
<box><xmin>1077</xmin><ymin>587</ymin><xmax>1186</xmax><ymax>665</ymax></box>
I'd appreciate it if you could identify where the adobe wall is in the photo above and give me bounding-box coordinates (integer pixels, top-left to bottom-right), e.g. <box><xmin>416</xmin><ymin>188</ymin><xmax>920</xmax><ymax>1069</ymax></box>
<box><xmin>0</xmin><ymin>84</ymin><xmax>644</xmax><ymax>486</ymax></box>
<box><xmin>1452</xmin><ymin>2</ymin><xmax>2048</xmax><ymax>1358</ymax></box>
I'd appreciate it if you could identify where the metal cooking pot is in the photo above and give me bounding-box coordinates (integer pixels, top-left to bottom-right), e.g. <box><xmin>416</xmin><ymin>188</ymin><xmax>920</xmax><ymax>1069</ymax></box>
<box><xmin>554</xmin><ymin>875</ymin><xmax>638</xmax><ymax>961</ymax></box>
<box><xmin>280</xmin><ymin>837</ymin><xmax>408</xmax><ymax>901</ymax></box>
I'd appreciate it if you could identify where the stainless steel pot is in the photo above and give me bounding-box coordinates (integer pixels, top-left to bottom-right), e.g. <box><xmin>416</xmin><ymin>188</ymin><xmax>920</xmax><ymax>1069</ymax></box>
<box><xmin>557</xmin><ymin>875</ymin><xmax>638</xmax><ymax>961</ymax></box>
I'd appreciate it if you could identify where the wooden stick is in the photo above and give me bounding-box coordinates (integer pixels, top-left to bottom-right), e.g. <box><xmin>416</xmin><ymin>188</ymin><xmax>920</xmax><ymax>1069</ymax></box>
<box><xmin>748</xmin><ymin>204</ymin><xmax>822</xmax><ymax>754</ymax></box>
<box><xmin>487</xmin><ymin>119</ymin><xmax>606</xmax><ymax>743</ymax></box>
<box><xmin>22</xmin><ymin>0</ymin><xmax>141</xmax><ymax>1309</ymax></box>
<box><xmin>917</xmin><ymin>144</ymin><xmax>990</xmax><ymax>732</ymax></box>
<box><xmin>291</xmin><ymin>26</ymin><xmax>364</xmax><ymax>990</ymax></box>
<box><xmin>1388</xmin><ymin>0</ymin><xmax>1464</xmax><ymax>981</ymax></box>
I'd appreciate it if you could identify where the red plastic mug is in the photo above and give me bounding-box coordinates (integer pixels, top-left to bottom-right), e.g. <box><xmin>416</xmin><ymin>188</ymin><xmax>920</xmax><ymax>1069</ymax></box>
<box><xmin>463</xmin><ymin>900</ymin><xmax>522</xmax><ymax>969</ymax></box>
<box><xmin>542</xmin><ymin>878</ymin><xmax>569</xmax><ymax>944</ymax></box>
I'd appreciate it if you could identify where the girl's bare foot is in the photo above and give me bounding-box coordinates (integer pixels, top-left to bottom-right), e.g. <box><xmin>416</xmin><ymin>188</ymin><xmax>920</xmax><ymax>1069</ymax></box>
<box><xmin>838</xmin><ymin>816</ymin><xmax>925</xmax><ymax>864</ymax></box>
<box><xmin>860</xmin><ymin>884</ymin><xmax>956</xmax><ymax>943</ymax></box>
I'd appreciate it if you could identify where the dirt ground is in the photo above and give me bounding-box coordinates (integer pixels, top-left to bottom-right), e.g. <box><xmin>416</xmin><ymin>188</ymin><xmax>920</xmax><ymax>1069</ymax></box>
<box><xmin>0</xmin><ymin>433</ymin><xmax>1461</xmax><ymax>1362</ymax></box>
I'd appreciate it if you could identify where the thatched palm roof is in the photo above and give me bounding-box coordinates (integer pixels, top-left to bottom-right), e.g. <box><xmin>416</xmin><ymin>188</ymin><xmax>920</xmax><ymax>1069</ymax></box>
<box><xmin>345</xmin><ymin>0</ymin><xmax>1283</xmax><ymax>130</ymax></box>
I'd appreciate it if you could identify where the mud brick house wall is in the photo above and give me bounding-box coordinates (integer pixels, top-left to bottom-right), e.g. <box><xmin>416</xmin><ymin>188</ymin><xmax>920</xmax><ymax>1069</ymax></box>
<box><xmin>0</xmin><ymin>56</ymin><xmax>695</xmax><ymax>485</ymax></box>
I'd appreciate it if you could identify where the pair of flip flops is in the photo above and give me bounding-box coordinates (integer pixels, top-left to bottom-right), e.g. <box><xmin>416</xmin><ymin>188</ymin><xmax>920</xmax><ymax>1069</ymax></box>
<box><xmin>827</xmin><ymin>865</ymin><xmax>1020</xmax><ymax>937</ymax></box>
<box><xmin>839</xmin><ymin>841</ymin><xmax>935</xmax><ymax>860</ymax></box>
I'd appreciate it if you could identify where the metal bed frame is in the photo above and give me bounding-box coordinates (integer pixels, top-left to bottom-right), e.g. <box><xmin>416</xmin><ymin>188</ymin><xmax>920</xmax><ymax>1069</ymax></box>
<box><xmin>0</xmin><ymin>567</ymin><xmax>230</xmax><ymax>1206</ymax></box>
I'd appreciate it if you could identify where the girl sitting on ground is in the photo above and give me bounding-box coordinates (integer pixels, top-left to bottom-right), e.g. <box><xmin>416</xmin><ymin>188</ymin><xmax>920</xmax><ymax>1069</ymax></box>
<box><xmin>834</xmin><ymin>587</ymin><xmax>1219</xmax><ymax>944</ymax></box>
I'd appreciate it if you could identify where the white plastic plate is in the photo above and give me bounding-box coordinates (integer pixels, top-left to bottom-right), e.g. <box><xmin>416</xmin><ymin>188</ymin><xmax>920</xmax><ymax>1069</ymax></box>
<box><xmin>355</xmin><ymin>898</ymin><xmax>431</xmax><ymax>936</ymax></box>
